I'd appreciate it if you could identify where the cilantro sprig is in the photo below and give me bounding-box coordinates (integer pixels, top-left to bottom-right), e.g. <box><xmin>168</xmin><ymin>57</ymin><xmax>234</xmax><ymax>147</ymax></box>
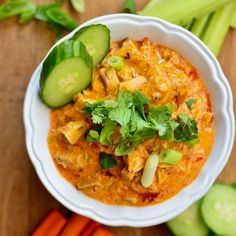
<box><xmin>82</xmin><ymin>91</ymin><xmax>199</xmax><ymax>155</ymax></box>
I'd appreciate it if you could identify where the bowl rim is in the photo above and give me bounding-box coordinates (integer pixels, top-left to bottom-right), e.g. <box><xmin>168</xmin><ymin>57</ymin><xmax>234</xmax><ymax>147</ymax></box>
<box><xmin>23</xmin><ymin>13</ymin><xmax>235</xmax><ymax>227</ymax></box>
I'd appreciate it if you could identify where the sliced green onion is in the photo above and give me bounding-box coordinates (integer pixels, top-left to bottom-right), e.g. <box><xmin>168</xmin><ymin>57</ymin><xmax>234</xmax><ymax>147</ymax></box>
<box><xmin>159</xmin><ymin>149</ymin><xmax>183</xmax><ymax>165</ymax></box>
<box><xmin>107</xmin><ymin>55</ymin><xmax>125</xmax><ymax>70</ymax></box>
<box><xmin>141</xmin><ymin>153</ymin><xmax>159</xmax><ymax>188</ymax></box>
<box><xmin>70</xmin><ymin>0</ymin><xmax>85</xmax><ymax>13</ymax></box>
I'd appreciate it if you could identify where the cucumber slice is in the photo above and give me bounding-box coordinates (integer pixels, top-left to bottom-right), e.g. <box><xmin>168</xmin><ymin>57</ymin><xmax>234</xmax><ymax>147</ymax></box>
<box><xmin>40</xmin><ymin>40</ymin><xmax>93</xmax><ymax>108</ymax></box>
<box><xmin>167</xmin><ymin>201</ymin><xmax>209</xmax><ymax>236</ymax></box>
<box><xmin>73</xmin><ymin>24</ymin><xmax>110</xmax><ymax>66</ymax></box>
<box><xmin>201</xmin><ymin>184</ymin><xmax>236</xmax><ymax>236</ymax></box>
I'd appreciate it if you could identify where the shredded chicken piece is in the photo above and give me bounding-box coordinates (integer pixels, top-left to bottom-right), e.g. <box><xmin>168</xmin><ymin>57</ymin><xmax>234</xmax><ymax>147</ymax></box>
<box><xmin>119</xmin><ymin>76</ymin><xmax>147</xmax><ymax>92</ymax></box>
<box><xmin>59</xmin><ymin>120</ymin><xmax>89</xmax><ymax>145</ymax></box>
<box><xmin>99</xmin><ymin>67</ymin><xmax>120</xmax><ymax>92</ymax></box>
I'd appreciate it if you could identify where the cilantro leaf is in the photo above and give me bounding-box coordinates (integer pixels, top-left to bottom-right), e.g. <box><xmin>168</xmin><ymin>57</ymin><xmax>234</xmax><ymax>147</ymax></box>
<box><xmin>100</xmin><ymin>119</ymin><xmax>117</xmax><ymax>145</ymax></box>
<box><xmin>147</xmin><ymin>106</ymin><xmax>172</xmax><ymax>136</ymax></box>
<box><xmin>121</xmin><ymin>0</ymin><xmax>136</xmax><ymax>14</ymax></box>
<box><xmin>109</xmin><ymin>107</ymin><xmax>131</xmax><ymax>126</ymax></box>
<box><xmin>174</xmin><ymin>114</ymin><xmax>198</xmax><ymax>142</ymax></box>
<box><xmin>133</xmin><ymin>91</ymin><xmax>150</xmax><ymax>119</ymax></box>
<box><xmin>115</xmin><ymin>140</ymin><xmax>141</xmax><ymax>156</ymax></box>
<box><xmin>160</xmin><ymin>120</ymin><xmax>179</xmax><ymax>140</ymax></box>
<box><xmin>100</xmin><ymin>153</ymin><xmax>117</xmax><ymax>170</ymax></box>
<box><xmin>186</xmin><ymin>98</ymin><xmax>196</xmax><ymax>110</ymax></box>
<box><xmin>82</xmin><ymin>100</ymin><xmax>117</xmax><ymax>125</ymax></box>
<box><xmin>117</xmin><ymin>90</ymin><xmax>133</xmax><ymax>108</ymax></box>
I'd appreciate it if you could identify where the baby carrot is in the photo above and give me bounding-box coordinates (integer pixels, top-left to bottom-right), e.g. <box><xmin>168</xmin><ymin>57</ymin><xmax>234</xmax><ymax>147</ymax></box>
<box><xmin>80</xmin><ymin>220</ymin><xmax>101</xmax><ymax>236</ymax></box>
<box><xmin>60</xmin><ymin>214</ymin><xmax>91</xmax><ymax>236</ymax></box>
<box><xmin>31</xmin><ymin>210</ymin><xmax>67</xmax><ymax>236</ymax></box>
<box><xmin>92</xmin><ymin>227</ymin><xmax>115</xmax><ymax>236</ymax></box>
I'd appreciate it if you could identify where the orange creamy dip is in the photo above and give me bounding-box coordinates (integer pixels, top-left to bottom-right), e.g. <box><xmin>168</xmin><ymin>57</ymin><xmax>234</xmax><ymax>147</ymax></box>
<box><xmin>48</xmin><ymin>38</ymin><xmax>214</xmax><ymax>206</ymax></box>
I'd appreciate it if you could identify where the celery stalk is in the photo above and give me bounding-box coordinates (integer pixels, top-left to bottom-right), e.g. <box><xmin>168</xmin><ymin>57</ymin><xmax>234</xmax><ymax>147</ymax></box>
<box><xmin>138</xmin><ymin>0</ymin><xmax>232</xmax><ymax>25</ymax></box>
<box><xmin>202</xmin><ymin>1</ymin><xmax>236</xmax><ymax>56</ymax></box>
<box><xmin>230</xmin><ymin>7</ymin><xmax>236</xmax><ymax>28</ymax></box>
<box><xmin>190</xmin><ymin>14</ymin><xmax>210</xmax><ymax>38</ymax></box>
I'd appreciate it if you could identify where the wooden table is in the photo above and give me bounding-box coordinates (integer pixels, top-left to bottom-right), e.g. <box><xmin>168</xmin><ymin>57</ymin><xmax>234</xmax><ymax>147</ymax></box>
<box><xmin>0</xmin><ymin>0</ymin><xmax>235</xmax><ymax>235</ymax></box>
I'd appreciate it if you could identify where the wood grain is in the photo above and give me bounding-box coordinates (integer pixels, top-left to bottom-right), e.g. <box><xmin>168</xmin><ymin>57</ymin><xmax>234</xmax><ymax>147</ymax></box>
<box><xmin>0</xmin><ymin>1</ymin><xmax>235</xmax><ymax>235</ymax></box>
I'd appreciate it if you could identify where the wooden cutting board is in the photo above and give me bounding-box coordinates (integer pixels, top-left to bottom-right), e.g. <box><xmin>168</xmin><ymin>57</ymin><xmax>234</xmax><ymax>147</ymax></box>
<box><xmin>0</xmin><ymin>0</ymin><xmax>235</xmax><ymax>235</ymax></box>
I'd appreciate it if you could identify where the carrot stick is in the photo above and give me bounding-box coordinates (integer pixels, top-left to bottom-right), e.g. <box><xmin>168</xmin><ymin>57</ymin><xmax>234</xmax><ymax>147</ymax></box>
<box><xmin>92</xmin><ymin>227</ymin><xmax>115</xmax><ymax>236</ymax></box>
<box><xmin>32</xmin><ymin>210</ymin><xmax>67</xmax><ymax>236</ymax></box>
<box><xmin>60</xmin><ymin>214</ymin><xmax>91</xmax><ymax>236</ymax></box>
<box><xmin>80</xmin><ymin>221</ymin><xmax>101</xmax><ymax>236</ymax></box>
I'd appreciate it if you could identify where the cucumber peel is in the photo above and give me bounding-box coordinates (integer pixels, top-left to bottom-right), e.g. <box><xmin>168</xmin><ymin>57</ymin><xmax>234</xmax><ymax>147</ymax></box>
<box><xmin>73</xmin><ymin>24</ymin><xmax>110</xmax><ymax>66</ymax></box>
<box><xmin>40</xmin><ymin>40</ymin><xmax>93</xmax><ymax>108</ymax></box>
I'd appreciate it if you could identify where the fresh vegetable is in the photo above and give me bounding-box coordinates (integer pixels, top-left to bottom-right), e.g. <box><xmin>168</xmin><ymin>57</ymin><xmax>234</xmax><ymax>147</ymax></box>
<box><xmin>174</xmin><ymin>114</ymin><xmax>198</xmax><ymax>142</ymax></box>
<box><xmin>40</xmin><ymin>40</ymin><xmax>93</xmax><ymax>108</ymax></box>
<box><xmin>202</xmin><ymin>1</ymin><xmax>236</xmax><ymax>56</ymax></box>
<box><xmin>92</xmin><ymin>227</ymin><xmax>115</xmax><ymax>236</ymax></box>
<box><xmin>138</xmin><ymin>0</ymin><xmax>231</xmax><ymax>25</ymax></box>
<box><xmin>190</xmin><ymin>15</ymin><xmax>210</xmax><ymax>38</ymax></box>
<box><xmin>34</xmin><ymin>3</ymin><xmax>59</xmax><ymax>22</ymax></box>
<box><xmin>0</xmin><ymin>0</ymin><xmax>36</xmax><ymax>20</ymax></box>
<box><xmin>19</xmin><ymin>3</ymin><xmax>36</xmax><ymax>23</ymax></box>
<box><xmin>32</xmin><ymin>210</ymin><xmax>67</xmax><ymax>236</ymax></box>
<box><xmin>73</xmin><ymin>24</ymin><xmax>110</xmax><ymax>66</ymax></box>
<box><xmin>60</xmin><ymin>214</ymin><xmax>91</xmax><ymax>236</ymax></box>
<box><xmin>167</xmin><ymin>201</ymin><xmax>209</xmax><ymax>236</ymax></box>
<box><xmin>121</xmin><ymin>0</ymin><xmax>136</xmax><ymax>14</ymax></box>
<box><xmin>141</xmin><ymin>153</ymin><xmax>159</xmax><ymax>188</ymax></box>
<box><xmin>231</xmin><ymin>8</ymin><xmax>236</xmax><ymax>28</ymax></box>
<box><xmin>70</xmin><ymin>0</ymin><xmax>85</xmax><ymax>13</ymax></box>
<box><xmin>107</xmin><ymin>55</ymin><xmax>125</xmax><ymax>70</ymax></box>
<box><xmin>86</xmin><ymin>129</ymin><xmax>100</xmax><ymax>142</ymax></box>
<box><xmin>159</xmin><ymin>149</ymin><xmax>183</xmax><ymax>164</ymax></box>
<box><xmin>186</xmin><ymin>98</ymin><xmax>197</xmax><ymax>110</ymax></box>
<box><xmin>82</xmin><ymin>91</ymin><xmax>199</xmax><ymax>155</ymax></box>
<box><xmin>201</xmin><ymin>184</ymin><xmax>236</xmax><ymax>236</ymax></box>
<box><xmin>46</xmin><ymin>7</ymin><xmax>78</xmax><ymax>30</ymax></box>
<box><xmin>100</xmin><ymin>153</ymin><xmax>117</xmax><ymax>170</ymax></box>
<box><xmin>80</xmin><ymin>221</ymin><xmax>101</xmax><ymax>236</ymax></box>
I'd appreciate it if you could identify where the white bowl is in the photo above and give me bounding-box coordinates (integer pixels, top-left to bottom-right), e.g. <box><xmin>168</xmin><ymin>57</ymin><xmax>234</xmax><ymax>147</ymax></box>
<box><xmin>23</xmin><ymin>14</ymin><xmax>235</xmax><ymax>227</ymax></box>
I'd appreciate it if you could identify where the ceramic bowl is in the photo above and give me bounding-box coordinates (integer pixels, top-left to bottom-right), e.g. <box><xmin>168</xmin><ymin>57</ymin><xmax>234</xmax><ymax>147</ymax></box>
<box><xmin>23</xmin><ymin>14</ymin><xmax>235</xmax><ymax>227</ymax></box>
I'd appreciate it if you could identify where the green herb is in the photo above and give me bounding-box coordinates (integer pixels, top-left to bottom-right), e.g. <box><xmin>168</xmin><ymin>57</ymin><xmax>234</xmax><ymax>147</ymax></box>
<box><xmin>100</xmin><ymin>119</ymin><xmax>117</xmax><ymax>145</ymax></box>
<box><xmin>0</xmin><ymin>0</ymin><xmax>36</xmax><ymax>20</ymax></box>
<box><xmin>174</xmin><ymin>114</ymin><xmax>199</xmax><ymax>142</ymax></box>
<box><xmin>46</xmin><ymin>7</ymin><xmax>78</xmax><ymax>30</ymax></box>
<box><xmin>186</xmin><ymin>98</ymin><xmax>196</xmax><ymax>110</ymax></box>
<box><xmin>100</xmin><ymin>153</ymin><xmax>117</xmax><ymax>170</ymax></box>
<box><xmin>121</xmin><ymin>0</ymin><xmax>136</xmax><ymax>14</ymax></box>
<box><xmin>86</xmin><ymin>129</ymin><xmax>100</xmax><ymax>142</ymax></box>
<box><xmin>34</xmin><ymin>3</ymin><xmax>58</xmax><ymax>22</ymax></box>
<box><xmin>70</xmin><ymin>0</ymin><xmax>85</xmax><ymax>13</ymax></box>
<box><xmin>83</xmin><ymin>91</ymin><xmax>199</xmax><ymax>156</ymax></box>
<box><xmin>19</xmin><ymin>3</ymin><xmax>36</xmax><ymax>23</ymax></box>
